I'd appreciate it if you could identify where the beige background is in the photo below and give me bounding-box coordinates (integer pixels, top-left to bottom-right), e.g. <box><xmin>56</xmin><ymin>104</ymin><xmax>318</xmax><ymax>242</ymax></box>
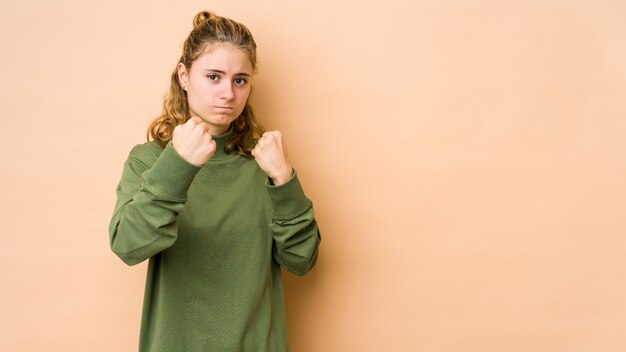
<box><xmin>1</xmin><ymin>0</ymin><xmax>625</xmax><ymax>351</ymax></box>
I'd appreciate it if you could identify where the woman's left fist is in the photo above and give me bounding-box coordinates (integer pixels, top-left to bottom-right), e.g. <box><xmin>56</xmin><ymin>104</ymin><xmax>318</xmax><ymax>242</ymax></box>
<box><xmin>251</xmin><ymin>131</ymin><xmax>293</xmax><ymax>186</ymax></box>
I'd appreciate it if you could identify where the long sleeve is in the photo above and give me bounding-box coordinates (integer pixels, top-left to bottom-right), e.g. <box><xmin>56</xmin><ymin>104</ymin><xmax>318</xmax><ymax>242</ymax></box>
<box><xmin>267</xmin><ymin>172</ymin><xmax>321</xmax><ymax>276</ymax></box>
<box><xmin>108</xmin><ymin>142</ymin><xmax>201</xmax><ymax>266</ymax></box>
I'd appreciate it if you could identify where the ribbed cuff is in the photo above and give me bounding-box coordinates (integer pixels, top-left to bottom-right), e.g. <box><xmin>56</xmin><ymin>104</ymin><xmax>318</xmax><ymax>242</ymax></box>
<box><xmin>144</xmin><ymin>142</ymin><xmax>202</xmax><ymax>200</ymax></box>
<box><xmin>266</xmin><ymin>171</ymin><xmax>311</xmax><ymax>219</ymax></box>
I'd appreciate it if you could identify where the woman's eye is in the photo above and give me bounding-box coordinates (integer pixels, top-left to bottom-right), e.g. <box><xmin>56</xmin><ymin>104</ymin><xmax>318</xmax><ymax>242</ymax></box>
<box><xmin>207</xmin><ymin>74</ymin><xmax>219</xmax><ymax>80</ymax></box>
<box><xmin>234</xmin><ymin>78</ymin><xmax>247</xmax><ymax>85</ymax></box>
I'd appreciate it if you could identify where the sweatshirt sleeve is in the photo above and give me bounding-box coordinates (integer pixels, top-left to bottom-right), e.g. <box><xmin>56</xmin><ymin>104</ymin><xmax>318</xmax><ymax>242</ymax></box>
<box><xmin>108</xmin><ymin>142</ymin><xmax>202</xmax><ymax>266</ymax></box>
<box><xmin>267</xmin><ymin>171</ymin><xmax>321</xmax><ymax>276</ymax></box>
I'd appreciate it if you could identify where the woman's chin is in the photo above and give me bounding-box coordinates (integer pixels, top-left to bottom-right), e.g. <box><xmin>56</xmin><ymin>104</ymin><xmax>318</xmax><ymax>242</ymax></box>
<box><xmin>199</xmin><ymin>116</ymin><xmax>233</xmax><ymax>133</ymax></box>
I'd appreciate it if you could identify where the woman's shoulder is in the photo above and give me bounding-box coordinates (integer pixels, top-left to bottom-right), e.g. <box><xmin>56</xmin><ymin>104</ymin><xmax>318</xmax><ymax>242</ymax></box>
<box><xmin>126</xmin><ymin>141</ymin><xmax>166</xmax><ymax>166</ymax></box>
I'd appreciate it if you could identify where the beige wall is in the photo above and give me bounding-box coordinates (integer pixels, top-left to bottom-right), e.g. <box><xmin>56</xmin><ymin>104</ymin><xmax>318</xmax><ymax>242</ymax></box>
<box><xmin>1</xmin><ymin>0</ymin><xmax>625</xmax><ymax>351</ymax></box>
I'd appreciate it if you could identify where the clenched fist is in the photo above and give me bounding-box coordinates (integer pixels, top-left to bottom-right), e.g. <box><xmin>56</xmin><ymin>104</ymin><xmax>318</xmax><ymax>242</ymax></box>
<box><xmin>251</xmin><ymin>131</ymin><xmax>293</xmax><ymax>186</ymax></box>
<box><xmin>172</xmin><ymin>116</ymin><xmax>216</xmax><ymax>166</ymax></box>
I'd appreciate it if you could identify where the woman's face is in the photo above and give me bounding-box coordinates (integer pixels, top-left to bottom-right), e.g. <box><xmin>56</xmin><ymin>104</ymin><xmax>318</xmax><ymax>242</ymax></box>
<box><xmin>178</xmin><ymin>42</ymin><xmax>253</xmax><ymax>135</ymax></box>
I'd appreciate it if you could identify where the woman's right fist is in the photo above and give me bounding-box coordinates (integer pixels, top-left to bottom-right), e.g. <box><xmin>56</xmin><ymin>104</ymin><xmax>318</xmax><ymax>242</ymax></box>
<box><xmin>172</xmin><ymin>116</ymin><xmax>216</xmax><ymax>166</ymax></box>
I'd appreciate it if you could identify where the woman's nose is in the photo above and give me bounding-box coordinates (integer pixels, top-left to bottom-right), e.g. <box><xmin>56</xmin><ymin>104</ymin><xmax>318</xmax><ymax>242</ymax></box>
<box><xmin>219</xmin><ymin>82</ymin><xmax>235</xmax><ymax>100</ymax></box>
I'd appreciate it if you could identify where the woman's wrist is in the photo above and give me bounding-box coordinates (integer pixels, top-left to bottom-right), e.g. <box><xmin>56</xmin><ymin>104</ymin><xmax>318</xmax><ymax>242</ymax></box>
<box><xmin>270</xmin><ymin>165</ymin><xmax>293</xmax><ymax>186</ymax></box>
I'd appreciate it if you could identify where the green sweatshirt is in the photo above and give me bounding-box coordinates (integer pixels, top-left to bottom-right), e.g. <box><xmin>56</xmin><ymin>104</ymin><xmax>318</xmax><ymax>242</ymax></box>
<box><xmin>108</xmin><ymin>129</ymin><xmax>320</xmax><ymax>352</ymax></box>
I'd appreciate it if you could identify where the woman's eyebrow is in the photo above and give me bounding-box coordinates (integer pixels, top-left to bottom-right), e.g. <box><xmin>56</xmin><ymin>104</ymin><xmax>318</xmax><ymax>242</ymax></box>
<box><xmin>203</xmin><ymin>69</ymin><xmax>251</xmax><ymax>77</ymax></box>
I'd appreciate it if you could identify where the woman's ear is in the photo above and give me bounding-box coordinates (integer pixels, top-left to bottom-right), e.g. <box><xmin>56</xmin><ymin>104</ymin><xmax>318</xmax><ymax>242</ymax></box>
<box><xmin>177</xmin><ymin>62</ymin><xmax>189</xmax><ymax>91</ymax></box>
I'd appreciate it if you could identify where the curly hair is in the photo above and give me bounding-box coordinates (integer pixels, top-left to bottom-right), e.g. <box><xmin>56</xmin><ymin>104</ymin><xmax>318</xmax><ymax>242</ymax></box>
<box><xmin>147</xmin><ymin>11</ymin><xmax>264</xmax><ymax>155</ymax></box>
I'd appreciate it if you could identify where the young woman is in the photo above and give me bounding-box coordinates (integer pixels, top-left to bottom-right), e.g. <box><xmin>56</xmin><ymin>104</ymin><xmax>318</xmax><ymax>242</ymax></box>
<box><xmin>108</xmin><ymin>11</ymin><xmax>321</xmax><ymax>351</ymax></box>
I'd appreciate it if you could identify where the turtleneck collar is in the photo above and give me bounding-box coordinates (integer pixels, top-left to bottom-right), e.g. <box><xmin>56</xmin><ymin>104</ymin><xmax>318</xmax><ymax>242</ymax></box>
<box><xmin>209</xmin><ymin>126</ymin><xmax>234</xmax><ymax>161</ymax></box>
